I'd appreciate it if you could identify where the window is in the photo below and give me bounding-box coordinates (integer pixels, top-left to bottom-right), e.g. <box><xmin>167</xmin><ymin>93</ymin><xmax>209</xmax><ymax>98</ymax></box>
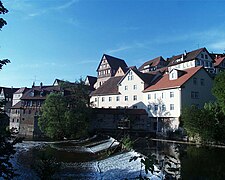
<box><xmin>155</xmin><ymin>105</ymin><xmax>158</xmax><ymax>111</ymax></box>
<box><xmin>128</xmin><ymin>75</ymin><xmax>133</xmax><ymax>81</ymax></box>
<box><xmin>133</xmin><ymin>105</ymin><xmax>137</xmax><ymax>109</ymax></box>
<box><xmin>205</xmin><ymin>54</ymin><xmax>208</xmax><ymax>59</ymax></box>
<box><xmin>147</xmin><ymin>105</ymin><xmax>151</xmax><ymax>111</ymax></box>
<box><xmin>162</xmin><ymin>93</ymin><xmax>164</xmax><ymax>99</ymax></box>
<box><xmin>23</xmin><ymin>109</ymin><xmax>26</xmax><ymax>114</ymax></box>
<box><xmin>193</xmin><ymin>78</ymin><xmax>197</xmax><ymax>85</ymax></box>
<box><xmin>133</xmin><ymin>85</ymin><xmax>137</xmax><ymax>90</ymax></box>
<box><xmin>102</xmin><ymin>97</ymin><xmax>105</xmax><ymax>102</ymax></box>
<box><xmin>170</xmin><ymin>104</ymin><xmax>174</xmax><ymax>110</ymax></box>
<box><xmin>154</xmin><ymin>93</ymin><xmax>157</xmax><ymax>99</ymax></box>
<box><xmin>148</xmin><ymin>94</ymin><xmax>151</xmax><ymax>100</ymax></box>
<box><xmin>116</xmin><ymin>96</ymin><xmax>120</xmax><ymax>101</ymax></box>
<box><xmin>29</xmin><ymin>109</ymin><xmax>31</xmax><ymax>114</ymax></box>
<box><xmin>125</xmin><ymin>96</ymin><xmax>128</xmax><ymax>101</ymax></box>
<box><xmin>95</xmin><ymin>98</ymin><xmax>97</xmax><ymax>102</ymax></box>
<box><xmin>170</xmin><ymin>92</ymin><xmax>174</xmax><ymax>98</ymax></box>
<box><xmin>191</xmin><ymin>91</ymin><xmax>199</xmax><ymax>99</ymax></box>
<box><xmin>162</xmin><ymin>105</ymin><xmax>166</xmax><ymax>111</ymax></box>
<box><xmin>125</xmin><ymin>86</ymin><xmax>128</xmax><ymax>90</ymax></box>
<box><xmin>109</xmin><ymin>97</ymin><xmax>112</xmax><ymax>101</ymax></box>
<box><xmin>17</xmin><ymin>119</ymin><xmax>19</xmax><ymax>123</ymax></box>
<box><xmin>200</xmin><ymin>79</ymin><xmax>205</xmax><ymax>86</ymax></box>
<box><xmin>201</xmin><ymin>54</ymin><xmax>204</xmax><ymax>58</ymax></box>
<box><xmin>12</xmin><ymin>119</ymin><xmax>14</xmax><ymax>122</ymax></box>
<box><xmin>196</xmin><ymin>60</ymin><xmax>200</xmax><ymax>66</ymax></box>
<box><xmin>133</xmin><ymin>95</ymin><xmax>137</xmax><ymax>101</ymax></box>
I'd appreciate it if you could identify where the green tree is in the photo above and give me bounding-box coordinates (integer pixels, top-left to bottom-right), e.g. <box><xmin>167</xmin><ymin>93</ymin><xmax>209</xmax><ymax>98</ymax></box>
<box><xmin>38</xmin><ymin>93</ymin><xmax>68</xmax><ymax>139</ymax></box>
<box><xmin>1</xmin><ymin>2</ymin><xmax>22</xmax><ymax>179</ymax></box>
<box><xmin>182</xmin><ymin>102</ymin><xmax>225</xmax><ymax>143</ymax></box>
<box><xmin>39</xmin><ymin>79</ymin><xmax>91</xmax><ymax>140</ymax></box>
<box><xmin>212</xmin><ymin>71</ymin><xmax>225</xmax><ymax>113</ymax></box>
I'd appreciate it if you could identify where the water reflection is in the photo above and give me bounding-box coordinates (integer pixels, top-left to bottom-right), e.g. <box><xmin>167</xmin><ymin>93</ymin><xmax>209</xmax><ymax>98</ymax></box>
<box><xmin>133</xmin><ymin>139</ymin><xmax>225</xmax><ymax>180</ymax></box>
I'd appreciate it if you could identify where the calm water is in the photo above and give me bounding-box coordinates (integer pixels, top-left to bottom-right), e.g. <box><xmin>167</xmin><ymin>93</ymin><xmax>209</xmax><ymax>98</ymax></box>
<box><xmin>11</xmin><ymin>138</ymin><xmax>225</xmax><ymax>180</ymax></box>
<box><xmin>133</xmin><ymin>139</ymin><xmax>225</xmax><ymax>180</ymax></box>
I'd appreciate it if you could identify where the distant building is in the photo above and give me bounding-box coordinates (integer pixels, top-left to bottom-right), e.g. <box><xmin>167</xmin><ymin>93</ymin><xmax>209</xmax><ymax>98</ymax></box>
<box><xmin>94</xmin><ymin>54</ymin><xmax>128</xmax><ymax>89</ymax></box>
<box><xmin>0</xmin><ymin>87</ymin><xmax>19</xmax><ymax>130</ymax></box>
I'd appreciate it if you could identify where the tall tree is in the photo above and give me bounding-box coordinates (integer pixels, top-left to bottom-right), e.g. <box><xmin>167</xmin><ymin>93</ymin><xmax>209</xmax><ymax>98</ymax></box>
<box><xmin>0</xmin><ymin>2</ymin><xmax>22</xmax><ymax>179</ymax></box>
<box><xmin>38</xmin><ymin>93</ymin><xmax>68</xmax><ymax>139</ymax></box>
<box><xmin>39</xmin><ymin>79</ymin><xmax>92</xmax><ymax>140</ymax></box>
<box><xmin>212</xmin><ymin>71</ymin><xmax>225</xmax><ymax>113</ymax></box>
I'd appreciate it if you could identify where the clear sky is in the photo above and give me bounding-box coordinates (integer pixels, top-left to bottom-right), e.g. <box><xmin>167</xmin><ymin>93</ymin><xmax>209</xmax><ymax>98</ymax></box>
<box><xmin>1</xmin><ymin>0</ymin><xmax>225</xmax><ymax>88</ymax></box>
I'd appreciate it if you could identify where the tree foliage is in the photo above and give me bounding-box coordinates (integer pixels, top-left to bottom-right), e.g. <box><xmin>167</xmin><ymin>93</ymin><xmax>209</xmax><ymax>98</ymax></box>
<box><xmin>212</xmin><ymin>71</ymin><xmax>225</xmax><ymax>113</ymax></box>
<box><xmin>0</xmin><ymin>2</ymin><xmax>21</xmax><ymax>179</ymax></box>
<box><xmin>39</xmin><ymin>79</ymin><xmax>92</xmax><ymax>140</ymax></box>
<box><xmin>182</xmin><ymin>102</ymin><xmax>225</xmax><ymax>143</ymax></box>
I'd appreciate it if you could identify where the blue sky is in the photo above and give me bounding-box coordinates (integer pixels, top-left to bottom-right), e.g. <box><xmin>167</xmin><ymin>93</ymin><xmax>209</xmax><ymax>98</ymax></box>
<box><xmin>1</xmin><ymin>0</ymin><xmax>225</xmax><ymax>87</ymax></box>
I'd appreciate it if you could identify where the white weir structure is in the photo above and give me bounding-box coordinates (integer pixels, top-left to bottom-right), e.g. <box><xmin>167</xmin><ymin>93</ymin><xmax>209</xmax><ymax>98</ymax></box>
<box><xmin>12</xmin><ymin>139</ymin><xmax>163</xmax><ymax>180</ymax></box>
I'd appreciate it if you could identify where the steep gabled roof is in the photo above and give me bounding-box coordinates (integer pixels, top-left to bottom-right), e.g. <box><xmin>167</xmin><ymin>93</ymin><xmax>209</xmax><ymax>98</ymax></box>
<box><xmin>138</xmin><ymin>56</ymin><xmax>166</xmax><ymax>71</ymax></box>
<box><xmin>90</xmin><ymin>76</ymin><xmax>123</xmax><ymax>96</ymax></box>
<box><xmin>144</xmin><ymin>66</ymin><xmax>203</xmax><ymax>92</ymax></box>
<box><xmin>86</xmin><ymin>76</ymin><xmax>97</xmax><ymax>86</ymax></box>
<box><xmin>96</xmin><ymin>54</ymin><xmax>128</xmax><ymax>73</ymax></box>
<box><xmin>0</xmin><ymin>87</ymin><xmax>19</xmax><ymax>98</ymax></box>
<box><xmin>167</xmin><ymin>47</ymin><xmax>213</xmax><ymax>66</ymax></box>
<box><xmin>14</xmin><ymin>87</ymin><xmax>29</xmax><ymax>94</ymax></box>
<box><xmin>118</xmin><ymin>67</ymin><xmax>157</xmax><ymax>86</ymax></box>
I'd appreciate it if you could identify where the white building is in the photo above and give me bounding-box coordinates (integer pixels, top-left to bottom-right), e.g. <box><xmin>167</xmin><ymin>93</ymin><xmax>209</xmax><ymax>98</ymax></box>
<box><xmin>90</xmin><ymin>48</ymin><xmax>216</xmax><ymax>133</ymax></box>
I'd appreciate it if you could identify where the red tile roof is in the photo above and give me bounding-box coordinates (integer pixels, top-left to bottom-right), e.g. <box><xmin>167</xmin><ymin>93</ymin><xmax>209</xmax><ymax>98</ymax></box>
<box><xmin>214</xmin><ymin>57</ymin><xmax>225</xmax><ymax>67</ymax></box>
<box><xmin>144</xmin><ymin>66</ymin><xmax>203</xmax><ymax>92</ymax></box>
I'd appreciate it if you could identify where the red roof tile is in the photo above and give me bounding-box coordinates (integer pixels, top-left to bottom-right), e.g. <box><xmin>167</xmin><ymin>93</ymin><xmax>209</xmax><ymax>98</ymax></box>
<box><xmin>144</xmin><ymin>66</ymin><xmax>203</xmax><ymax>92</ymax></box>
<box><xmin>214</xmin><ymin>57</ymin><xmax>225</xmax><ymax>67</ymax></box>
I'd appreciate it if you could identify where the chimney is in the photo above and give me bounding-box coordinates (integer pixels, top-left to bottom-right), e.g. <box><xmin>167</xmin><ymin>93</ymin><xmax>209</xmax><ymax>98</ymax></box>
<box><xmin>40</xmin><ymin>82</ymin><xmax>43</xmax><ymax>88</ymax></box>
<box><xmin>184</xmin><ymin>50</ymin><xmax>187</xmax><ymax>56</ymax></box>
<box><xmin>32</xmin><ymin>82</ymin><xmax>35</xmax><ymax>88</ymax></box>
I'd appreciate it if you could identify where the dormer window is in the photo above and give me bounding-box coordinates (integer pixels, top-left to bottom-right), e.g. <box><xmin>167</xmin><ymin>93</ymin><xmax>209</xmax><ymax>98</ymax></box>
<box><xmin>30</xmin><ymin>91</ymin><xmax>34</xmax><ymax>97</ymax></box>
<box><xmin>40</xmin><ymin>91</ymin><xmax>44</xmax><ymax>97</ymax></box>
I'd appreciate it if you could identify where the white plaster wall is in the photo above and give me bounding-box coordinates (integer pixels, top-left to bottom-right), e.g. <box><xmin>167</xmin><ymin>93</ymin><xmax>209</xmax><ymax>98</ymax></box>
<box><xmin>168</xmin><ymin>60</ymin><xmax>196</xmax><ymax>71</ymax></box>
<box><xmin>143</xmin><ymin>88</ymin><xmax>181</xmax><ymax>118</ymax></box>
<box><xmin>90</xmin><ymin>94</ymin><xmax>119</xmax><ymax>108</ymax></box>
<box><xmin>118</xmin><ymin>70</ymin><xmax>146</xmax><ymax>109</ymax></box>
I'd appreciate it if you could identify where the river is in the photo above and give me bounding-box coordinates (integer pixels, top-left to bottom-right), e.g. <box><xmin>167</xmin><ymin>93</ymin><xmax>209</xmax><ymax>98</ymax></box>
<box><xmin>9</xmin><ymin>136</ymin><xmax>225</xmax><ymax>180</ymax></box>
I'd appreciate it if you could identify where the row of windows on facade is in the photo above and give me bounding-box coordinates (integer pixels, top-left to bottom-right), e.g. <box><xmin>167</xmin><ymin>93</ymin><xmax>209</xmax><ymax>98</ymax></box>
<box><xmin>193</xmin><ymin>77</ymin><xmax>205</xmax><ymax>86</ymax></box>
<box><xmin>13</xmin><ymin>109</ymin><xmax>40</xmax><ymax>115</ymax></box>
<box><xmin>147</xmin><ymin>104</ymin><xmax>174</xmax><ymax>111</ymax></box>
<box><xmin>22</xmin><ymin>101</ymin><xmax>43</xmax><ymax>107</ymax></box>
<box><xmin>95</xmin><ymin>92</ymin><xmax>176</xmax><ymax>103</ymax></box>
<box><xmin>124</xmin><ymin>85</ymin><xmax>137</xmax><ymax>90</ymax></box>
<box><xmin>96</xmin><ymin>89</ymin><xmax>199</xmax><ymax>104</ymax></box>
<box><xmin>98</xmin><ymin>69</ymin><xmax>111</xmax><ymax>76</ymax></box>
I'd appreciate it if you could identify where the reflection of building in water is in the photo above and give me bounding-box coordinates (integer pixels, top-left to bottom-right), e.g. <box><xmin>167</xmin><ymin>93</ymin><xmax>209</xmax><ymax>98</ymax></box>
<box><xmin>143</xmin><ymin>140</ymin><xmax>181</xmax><ymax>179</ymax></box>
